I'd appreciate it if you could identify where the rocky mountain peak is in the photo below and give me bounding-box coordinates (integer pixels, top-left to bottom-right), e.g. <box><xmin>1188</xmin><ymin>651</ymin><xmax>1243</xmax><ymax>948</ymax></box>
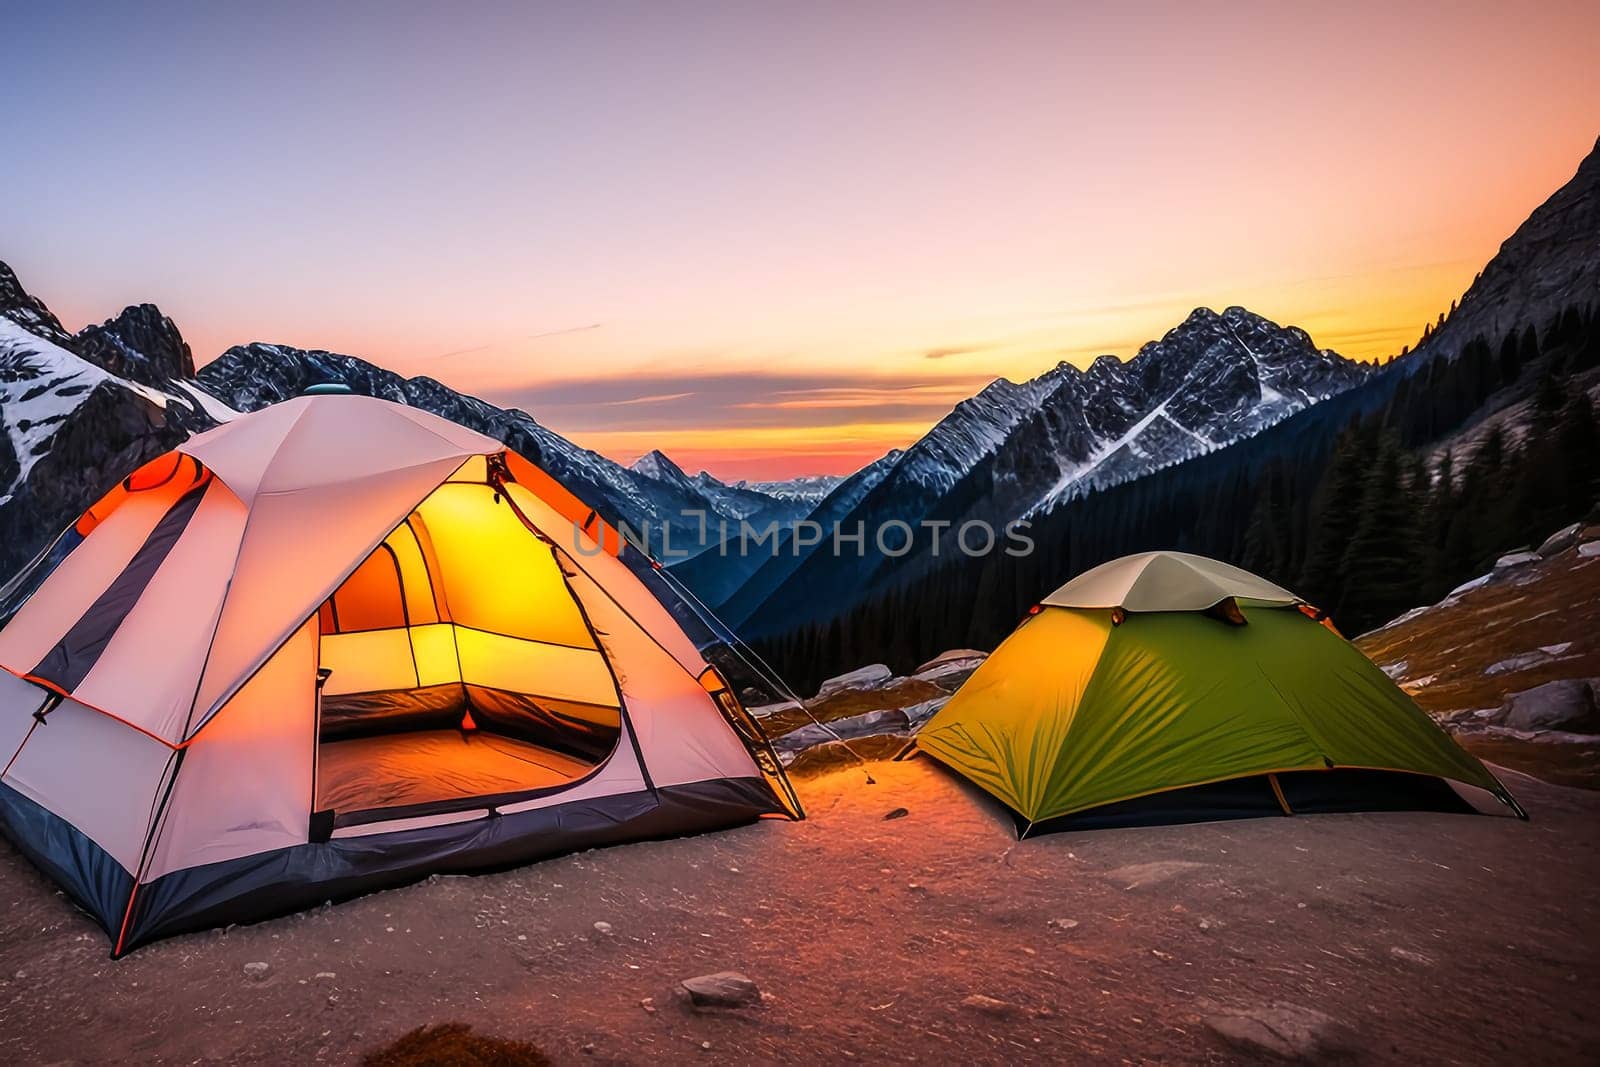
<box><xmin>0</xmin><ymin>261</ymin><xmax>76</xmax><ymax>347</ymax></box>
<box><xmin>631</xmin><ymin>448</ymin><xmax>691</xmax><ymax>486</ymax></box>
<box><xmin>74</xmin><ymin>303</ymin><xmax>196</xmax><ymax>387</ymax></box>
<box><xmin>1410</xmin><ymin>135</ymin><xmax>1600</xmax><ymax>368</ymax></box>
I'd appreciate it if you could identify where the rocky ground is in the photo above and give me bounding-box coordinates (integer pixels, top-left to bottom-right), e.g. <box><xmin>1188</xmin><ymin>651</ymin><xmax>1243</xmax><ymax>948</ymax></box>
<box><xmin>0</xmin><ymin>755</ymin><xmax>1595</xmax><ymax>1064</ymax></box>
<box><xmin>2</xmin><ymin>534</ymin><xmax>1596</xmax><ymax>1064</ymax></box>
<box><xmin>1356</xmin><ymin>521</ymin><xmax>1600</xmax><ymax>789</ymax></box>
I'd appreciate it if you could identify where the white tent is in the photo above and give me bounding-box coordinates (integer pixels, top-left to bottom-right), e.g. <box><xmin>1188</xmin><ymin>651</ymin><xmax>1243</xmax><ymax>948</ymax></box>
<box><xmin>0</xmin><ymin>394</ymin><xmax>799</xmax><ymax>954</ymax></box>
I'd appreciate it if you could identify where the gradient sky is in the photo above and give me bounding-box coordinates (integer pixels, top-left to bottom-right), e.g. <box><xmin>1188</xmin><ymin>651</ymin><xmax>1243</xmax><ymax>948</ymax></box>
<box><xmin>4</xmin><ymin>2</ymin><xmax>1597</xmax><ymax>479</ymax></box>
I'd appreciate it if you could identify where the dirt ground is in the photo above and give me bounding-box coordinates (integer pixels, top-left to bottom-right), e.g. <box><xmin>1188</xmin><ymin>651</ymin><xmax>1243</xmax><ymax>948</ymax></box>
<box><xmin>0</xmin><ymin>757</ymin><xmax>1595</xmax><ymax>1065</ymax></box>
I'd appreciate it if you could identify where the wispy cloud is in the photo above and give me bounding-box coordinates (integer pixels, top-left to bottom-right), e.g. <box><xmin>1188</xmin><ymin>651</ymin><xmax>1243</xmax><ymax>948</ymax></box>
<box><xmin>434</xmin><ymin>323</ymin><xmax>603</xmax><ymax>360</ymax></box>
<box><xmin>490</xmin><ymin>369</ymin><xmax>993</xmax><ymax>433</ymax></box>
<box><xmin>526</xmin><ymin>322</ymin><xmax>602</xmax><ymax>342</ymax></box>
<box><xmin>923</xmin><ymin>342</ymin><xmax>1000</xmax><ymax>360</ymax></box>
<box><xmin>432</xmin><ymin>342</ymin><xmax>494</xmax><ymax>359</ymax></box>
<box><xmin>601</xmin><ymin>390</ymin><xmax>695</xmax><ymax>406</ymax></box>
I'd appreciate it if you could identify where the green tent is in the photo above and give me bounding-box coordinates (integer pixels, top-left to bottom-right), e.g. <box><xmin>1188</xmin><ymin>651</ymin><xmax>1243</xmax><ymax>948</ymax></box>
<box><xmin>917</xmin><ymin>552</ymin><xmax>1521</xmax><ymax>832</ymax></box>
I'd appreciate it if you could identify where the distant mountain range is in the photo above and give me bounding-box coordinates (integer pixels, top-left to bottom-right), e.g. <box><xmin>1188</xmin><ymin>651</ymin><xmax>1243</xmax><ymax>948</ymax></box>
<box><xmin>4</xmin><ymin>135</ymin><xmax>1596</xmax><ymax>672</ymax></box>
<box><xmin>750</xmin><ymin>137</ymin><xmax>1600</xmax><ymax>691</ymax></box>
<box><xmin>0</xmin><ymin>288</ymin><xmax>221</xmax><ymax>582</ymax></box>
<box><xmin>715</xmin><ymin>305</ymin><xmax>1372</xmax><ymax>633</ymax></box>
<box><xmin>0</xmin><ymin>291</ymin><xmax>813</xmax><ymax>580</ymax></box>
<box><xmin>0</xmin><ymin>270</ymin><xmax>1367</xmax><ymax>608</ymax></box>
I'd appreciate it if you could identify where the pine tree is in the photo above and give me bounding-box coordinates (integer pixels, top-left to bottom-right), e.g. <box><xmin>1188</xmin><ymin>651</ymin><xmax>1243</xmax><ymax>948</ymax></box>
<box><xmin>1242</xmin><ymin>466</ymin><xmax>1291</xmax><ymax>581</ymax></box>
<box><xmin>1534</xmin><ymin>369</ymin><xmax>1566</xmax><ymax>419</ymax></box>
<box><xmin>1299</xmin><ymin>424</ymin><xmax>1376</xmax><ymax>608</ymax></box>
<box><xmin>1499</xmin><ymin>332</ymin><xmax>1523</xmax><ymax>385</ymax></box>
<box><xmin>1556</xmin><ymin>391</ymin><xmax>1600</xmax><ymax>518</ymax></box>
<box><xmin>1336</xmin><ymin>435</ymin><xmax>1423</xmax><ymax>629</ymax></box>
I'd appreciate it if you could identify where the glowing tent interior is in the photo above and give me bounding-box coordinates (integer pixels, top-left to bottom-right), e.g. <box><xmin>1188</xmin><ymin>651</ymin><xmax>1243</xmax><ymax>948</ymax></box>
<box><xmin>0</xmin><ymin>394</ymin><xmax>799</xmax><ymax>955</ymax></box>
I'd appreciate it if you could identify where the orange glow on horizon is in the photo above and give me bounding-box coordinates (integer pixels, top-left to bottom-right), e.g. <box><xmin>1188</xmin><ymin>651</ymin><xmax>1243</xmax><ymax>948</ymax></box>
<box><xmin>11</xmin><ymin>3</ymin><xmax>1595</xmax><ymax>483</ymax></box>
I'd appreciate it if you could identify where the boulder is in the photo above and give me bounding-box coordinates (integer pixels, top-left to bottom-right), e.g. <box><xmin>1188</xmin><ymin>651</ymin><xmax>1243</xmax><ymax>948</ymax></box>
<box><xmin>773</xmin><ymin>708</ymin><xmax>910</xmax><ymax>755</ymax></box>
<box><xmin>1537</xmin><ymin>522</ymin><xmax>1584</xmax><ymax>557</ymax></box>
<box><xmin>914</xmin><ymin>649</ymin><xmax>988</xmax><ymax>674</ymax></box>
<box><xmin>1493</xmin><ymin>551</ymin><xmax>1540</xmax><ymax>571</ymax></box>
<box><xmin>1581</xmin><ymin>541</ymin><xmax>1600</xmax><ymax>559</ymax></box>
<box><xmin>816</xmin><ymin>664</ymin><xmax>894</xmax><ymax>699</ymax></box>
<box><xmin>1498</xmin><ymin>679</ymin><xmax>1600</xmax><ymax>733</ymax></box>
<box><xmin>904</xmin><ymin>695</ymin><xmax>952</xmax><ymax>729</ymax></box>
<box><xmin>746</xmin><ymin>699</ymin><xmax>801</xmax><ymax>720</ymax></box>
<box><xmin>1445</xmin><ymin>573</ymin><xmax>1493</xmax><ymax>600</ymax></box>
<box><xmin>680</xmin><ymin>971</ymin><xmax>760</xmax><ymax>1009</ymax></box>
<box><xmin>1204</xmin><ymin>1002</ymin><xmax>1354</xmax><ymax>1060</ymax></box>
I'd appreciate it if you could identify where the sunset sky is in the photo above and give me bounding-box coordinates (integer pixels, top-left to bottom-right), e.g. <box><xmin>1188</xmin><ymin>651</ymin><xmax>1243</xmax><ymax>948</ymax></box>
<box><xmin>5</xmin><ymin>2</ymin><xmax>1598</xmax><ymax>479</ymax></box>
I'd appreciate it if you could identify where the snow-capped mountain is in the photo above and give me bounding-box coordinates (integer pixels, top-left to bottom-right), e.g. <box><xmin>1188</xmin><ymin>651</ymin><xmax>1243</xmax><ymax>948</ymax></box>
<box><xmin>712</xmin><ymin>447</ymin><xmax>902</xmax><ymax>624</ymax></box>
<box><xmin>0</xmin><ymin>265</ymin><xmax>227</xmax><ymax>580</ymax></box>
<box><xmin>626</xmin><ymin>447</ymin><xmax>819</xmax><ymax>602</ymax></box>
<box><xmin>690</xmin><ymin>469</ymin><xmax>804</xmax><ymax>522</ymax></box>
<box><xmin>742</xmin><ymin>474</ymin><xmax>845</xmax><ymax>503</ymax></box>
<box><xmin>733</xmin><ymin>307</ymin><xmax>1370</xmax><ymax>635</ymax></box>
<box><xmin>707</xmin><ymin>363</ymin><xmax>1077</xmax><ymax>622</ymax></box>
<box><xmin>629</xmin><ymin>448</ymin><xmax>695</xmax><ymax>489</ymax></box>
<box><xmin>629</xmin><ymin>448</ymin><xmax>816</xmax><ymax>536</ymax></box>
<box><xmin>1008</xmin><ymin>306</ymin><xmax>1367</xmax><ymax>516</ymax></box>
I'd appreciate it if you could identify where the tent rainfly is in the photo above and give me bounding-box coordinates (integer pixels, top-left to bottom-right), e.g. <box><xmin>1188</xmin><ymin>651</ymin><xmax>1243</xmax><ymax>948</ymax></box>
<box><xmin>0</xmin><ymin>394</ymin><xmax>800</xmax><ymax>955</ymax></box>
<box><xmin>917</xmin><ymin>551</ymin><xmax>1522</xmax><ymax>833</ymax></box>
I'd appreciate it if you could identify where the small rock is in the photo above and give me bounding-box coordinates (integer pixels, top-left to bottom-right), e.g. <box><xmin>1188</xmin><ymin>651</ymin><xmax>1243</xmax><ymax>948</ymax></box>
<box><xmin>243</xmin><ymin>961</ymin><xmax>270</xmax><ymax>980</ymax></box>
<box><xmin>1493</xmin><ymin>551</ymin><xmax>1539</xmax><ymax>571</ymax></box>
<box><xmin>1580</xmin><ymin>541</ymin><xmax>1600</xmax><ymax>559</ymax></box>
<box><xmin>640</xmin><ymin>997</ymin><xmax>657</xmax><ymax>1014</ymax></box>
<box><xmin>593</xmin><ymin>921</ymin><xmax>613</xmax><ymax>935</ymax></box>
<box><xmin>681</xmin><ymin>971</ymin><xmax>761</xmax><ymax>1009</ymax></box>
<box><xmin>700</xmin><ymin>1040</ymin><xmax>712</xmax><ymax>1050</ymax></box>
<box><xmin>314</xmin><ymin>971</ymin><xmax>336</xmax><ymax>980</ymax></box>
<box><xmin>1390</xmin><ymin>946</ymin><xmax>1434</xmax><ymax>966</ymax></box>
<box><xmin>960</xmin><ymin>993</ymin><xmax>1018</xmax><ymax>1018</ymax></box>
<box><xmin>1485</xmin><ymin>650</ymin><xmax>1554</xmax><ymax>676</ymax></box>
<box><xmin>1048</xmin><ymin>918</ymin><xmax>1079</xmax><ymax>931</ymax></box>
<box><xmin>582</xmin><ymin>1043</ymin><xmax>596</xmax><ymax>1054</ymax></box>
<box><xmin>883</xmin><ymin>807</ymin><xmax>909</xmax><ymax>821</ymax></box>
<box><xmin>1107</xmin><ymin>860</ymin><xmax>1207</xmax><ymax>890</ymax></box>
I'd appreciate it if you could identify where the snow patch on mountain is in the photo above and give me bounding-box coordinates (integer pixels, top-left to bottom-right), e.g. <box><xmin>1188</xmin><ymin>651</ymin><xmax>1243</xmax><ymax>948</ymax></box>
<box><xmin>741</xmin><ymin>473</ymin><xmax>846</xmax><ymax>503</ymax></box>
<box><xmin>1023</xmin><ymin>307</ymin><xmax>1370</xmax><ymax>515</ymax></box>
<box><xmin>0</xmin><ymin>317</ymin><xmax>176</xmax><ymax>502</ymax></box>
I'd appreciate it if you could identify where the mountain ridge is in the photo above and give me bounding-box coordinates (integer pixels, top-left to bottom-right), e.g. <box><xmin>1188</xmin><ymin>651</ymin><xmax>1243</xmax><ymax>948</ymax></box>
<box><xmin>727</xmin><ymin>303</ymin><xmax>1371</xmax><ymax>632</ymax></box>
